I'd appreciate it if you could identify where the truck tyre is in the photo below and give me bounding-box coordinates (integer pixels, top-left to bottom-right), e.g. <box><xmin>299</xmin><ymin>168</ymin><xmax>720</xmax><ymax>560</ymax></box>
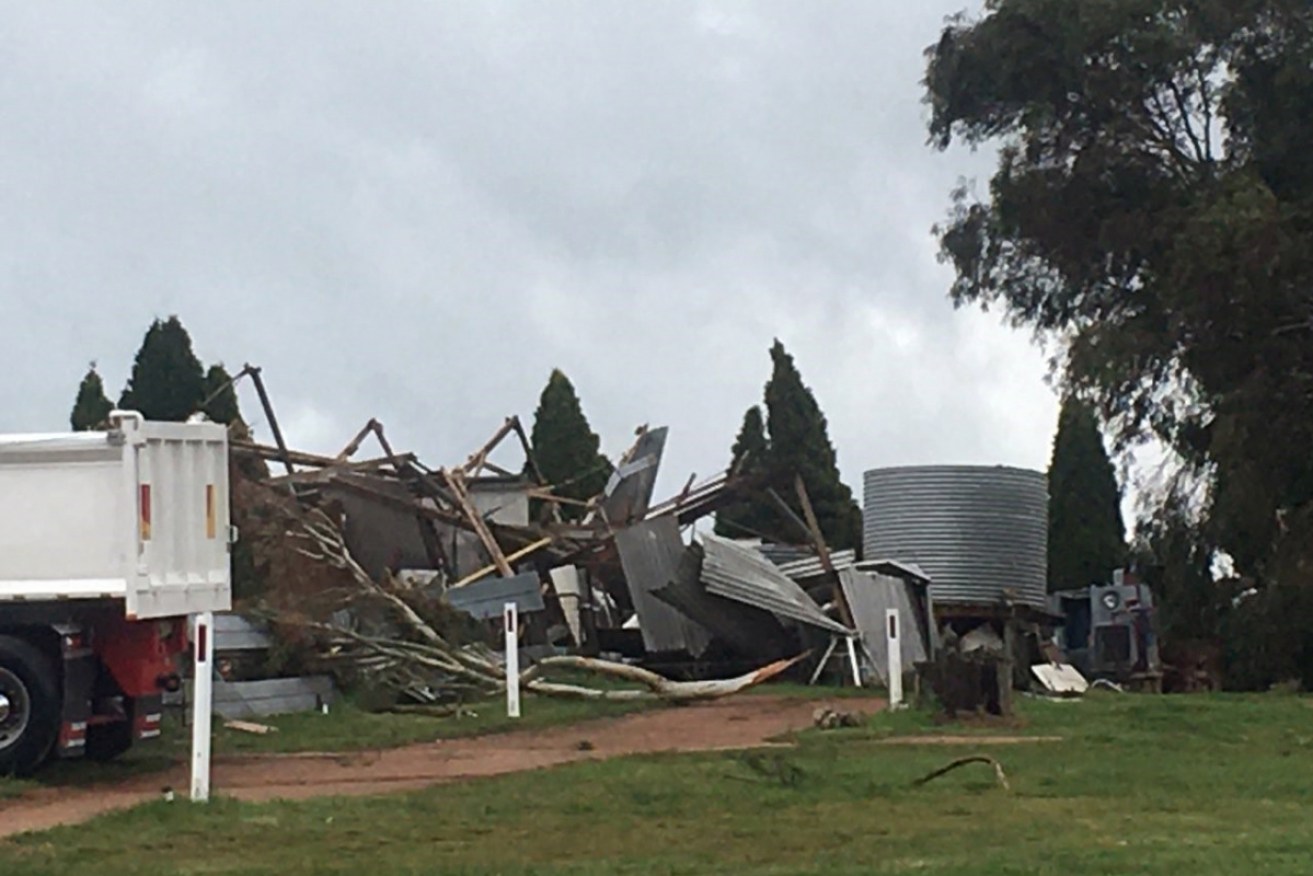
<box><xmin>0</xmin><ymin>635</ymin><xmax>60</xmax><ymax>777</ymax></box>
<box><xmin>85</xmin><ymin>700</ymin><xmax>135</xmax><ymax>762</ymax></box>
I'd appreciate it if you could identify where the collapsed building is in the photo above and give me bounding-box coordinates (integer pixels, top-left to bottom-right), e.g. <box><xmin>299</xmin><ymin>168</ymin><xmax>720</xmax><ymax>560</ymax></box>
<box><xmin>209</xmin><ymin>366</ymin><xmax>1151</xmax><ymax>718</ymax></box>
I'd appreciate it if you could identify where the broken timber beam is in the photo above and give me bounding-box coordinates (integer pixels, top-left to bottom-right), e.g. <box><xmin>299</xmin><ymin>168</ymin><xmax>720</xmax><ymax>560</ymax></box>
<box><xmin>266</xmin><ymin>454</ymin><xmax>415</xmax><ymax>486</ymax></box>
<box><xmin>448</xmin><ymin>537</ymin><xmax>554</xmax><ymax>589</ymax></box>
<box><xmin>244</xmin><ymin>364</ymin><xmax>296</xmax><ymax>485</ymax></box>
<box><xmin>335</xmin><ymin>419</ymin><xmax>382</xmax><ymax>462</ymax></box>
<box><xmin>232</xmin><ymin>441</ymin><xmax>370</xmax><ymax>469</ymax></box>
<box><xmin>794</xmin><ymin>474</ymin><xmax>855</xmax><ymax>629</ymax></box>
<box><xmin>462</xmin><ymin>418</ymin><xmax>517</xmax><ymax>476</ymax></box>
<box><xmin>440</xmin><ymin>468</ymin><xmax>515</xmax><ymax>577</ymax></box>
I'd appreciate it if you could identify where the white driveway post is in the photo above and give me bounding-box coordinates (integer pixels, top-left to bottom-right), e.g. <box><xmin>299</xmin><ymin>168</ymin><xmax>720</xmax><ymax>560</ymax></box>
<box><xmin>886</xmin><ymin>608</ymin><xmax>903</xmax><ymax>708</ymax></box>
<box><xmin>504</xmin><ymin>603</ymin><xmax>521</xmax><ymax>719</ymax></box>
<box><xmin>190</xmin><ymin>611</ymin><xmax>214</xmax><ymax>801</ymax></box>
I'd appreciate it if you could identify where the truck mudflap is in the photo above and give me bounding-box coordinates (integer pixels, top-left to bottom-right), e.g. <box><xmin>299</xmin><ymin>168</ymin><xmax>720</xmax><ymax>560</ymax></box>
<box><xmin>55</xmin><ymin>624</ymin><xmax>95</xmax><ymax>760</ymax></box>
<box><xmin>133</xmin><ymin>694</ymin><xmax>163</xmax><ymax>741</ymax></box>
<box><xmin>53</xmin><ymin>622</ymin><xmax>170</xmax><ymax>759</ymax></box>
<box><xmin>57</xmin><ymin>719</ymin><xmax>88</xmax><ymax>755</ymax></box>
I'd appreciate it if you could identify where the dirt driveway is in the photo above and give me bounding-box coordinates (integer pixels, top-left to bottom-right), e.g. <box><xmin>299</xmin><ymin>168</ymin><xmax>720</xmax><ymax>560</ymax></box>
<box><xmin>0</xmin><ymin>695</ymin><xmax>882</xmax><ymax>839</ymax></box>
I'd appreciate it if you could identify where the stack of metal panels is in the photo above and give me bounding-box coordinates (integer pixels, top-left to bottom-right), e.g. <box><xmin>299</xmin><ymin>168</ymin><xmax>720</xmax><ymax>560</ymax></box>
<box><xmin>755</xmin><ymin>543</ymin><xmax>815</xmax><ymax>567</ymax></box>
<box><xmin>774</xmin><ymin>549</ymin><xmax>859</xmax><ymax>582</ymax></box>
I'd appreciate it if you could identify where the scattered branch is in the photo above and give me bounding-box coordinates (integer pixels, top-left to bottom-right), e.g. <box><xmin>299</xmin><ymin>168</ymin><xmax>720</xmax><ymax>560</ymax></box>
<box><xmin>912</xmin><ymin>756</ymin><xmax>1010</xmax><ymax>791</ymax></box>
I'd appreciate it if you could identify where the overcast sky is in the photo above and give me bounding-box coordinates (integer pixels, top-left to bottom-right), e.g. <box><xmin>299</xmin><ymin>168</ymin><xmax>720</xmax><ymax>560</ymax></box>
<box><xmin>1</xmin><ymin>2</ymin><xmax>1069</xmax><ymax>508</ymax></box>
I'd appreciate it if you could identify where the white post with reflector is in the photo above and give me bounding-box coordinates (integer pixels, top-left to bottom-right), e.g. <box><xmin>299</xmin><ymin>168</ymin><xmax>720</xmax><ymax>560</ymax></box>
<box><xmin>886</xmin><ymin>608</ymin><xmax>903</xmax><ymax>708</ymax></box>
<box><xmin>504</xmin><ymin>602</ymin><xmax>521</xmax><ymax>719</ymax></box>
<box><xmin>190</xmin><ymin>611</ymin><xmax>214</xmax><ymax>802</ymax></box>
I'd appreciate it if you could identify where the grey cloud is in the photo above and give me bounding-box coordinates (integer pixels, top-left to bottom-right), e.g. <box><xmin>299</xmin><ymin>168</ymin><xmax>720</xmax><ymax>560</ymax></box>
<box><xmin>1</xmin><ymin>1</ymin><xmax>1056</xmax><ymax>504</ymax></box>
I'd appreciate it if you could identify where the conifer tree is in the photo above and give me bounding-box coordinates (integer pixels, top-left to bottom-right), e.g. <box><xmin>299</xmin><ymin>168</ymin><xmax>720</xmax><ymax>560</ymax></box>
<box><xmin>1047</xmin><ymin>397</ymin><xmax>1126</xmax><ymax>591</ymax></box>
<box><xmin>70</xmin><ymin>364</ymin><xmax>113</xmax><ymax>431</ymax></box>
<box><xmin>762</xmin><ymin>340</ymin><xmax>862</xmax><ymax>551</ymax></box>
<box><xmin>715</xmin><ymin>341</ymin><xmax>863</xmax><ymax>551</ymax></box>
<box><xmin>118</xmin><ymin>316</ymin><xmax>206</xmax><ymax>422</ymax></box>
<box><xmin>714</xmin><ymin>405</ymin><xmax>772</xmax><ymax>538</ymax></box>
<box><xmin>201</xmin><ymin>364</ymin><xmax>243</xmax><ymax>426</ymax></box>
<box><xmin>528</xmin><ymin>369</ymin><xmax>612</xmax><ymax>521</ymax></box>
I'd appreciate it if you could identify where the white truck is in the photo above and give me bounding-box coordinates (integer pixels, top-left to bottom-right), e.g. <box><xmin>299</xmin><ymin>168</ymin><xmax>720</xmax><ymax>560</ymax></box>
<box><xmin>0</xmin><ymin>412</ymin><xmax>231</xmax><ymax>775</ymax></box>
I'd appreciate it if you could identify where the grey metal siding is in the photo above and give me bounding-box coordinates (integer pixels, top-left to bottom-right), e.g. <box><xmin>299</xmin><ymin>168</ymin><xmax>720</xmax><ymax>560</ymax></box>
<box><xmin>862</xmin><ymin>465</ymin><xmax>1048</xmax><ymax>609</ymax></box>
<box><xmin>615</xmin><ymin>517</ymin><xmax>713</xmax><ymax>656</ymax></box>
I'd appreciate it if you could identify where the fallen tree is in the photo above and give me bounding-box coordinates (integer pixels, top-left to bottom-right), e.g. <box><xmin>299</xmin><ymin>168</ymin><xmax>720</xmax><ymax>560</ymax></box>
<box><xmin>264</xmin><ymin>505</ymin><xmax>802</xmax><ymax>706</ymax></box>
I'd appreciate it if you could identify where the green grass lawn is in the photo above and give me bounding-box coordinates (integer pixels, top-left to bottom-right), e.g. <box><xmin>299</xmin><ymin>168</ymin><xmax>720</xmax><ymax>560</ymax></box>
<box><xmin>3</xmin><ymin>690</ymin><xmax>1312</xmax><ymax>874</ymax></box>
<box><xmin>0</xmin><ymin>681</ymin><xmax>657</xmax><ymax>800</ymax></box>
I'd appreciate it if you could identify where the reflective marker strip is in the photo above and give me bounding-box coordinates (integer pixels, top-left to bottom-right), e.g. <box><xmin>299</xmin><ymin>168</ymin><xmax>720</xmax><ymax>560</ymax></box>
<box><xmin>60</xmin><ymin>722</ymin><xmax>88</xmax><ymax>749</ymax></box>
<box><xmin>206</xmin><ymin>484</ymin><xmax>216</xmax><ymax>539</ymax></box>
<box><xmin>140</xmin><ymin>484</ymin><xmax>152</xmax><ymax>541</ymax></box>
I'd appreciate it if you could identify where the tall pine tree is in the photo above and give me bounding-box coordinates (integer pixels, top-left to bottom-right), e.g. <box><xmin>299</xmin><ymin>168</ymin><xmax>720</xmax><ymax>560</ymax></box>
<box><xmin>70</xmin><ymin>364</ymin><xmax>113</xmax><ymax>431</ymax></box>
<box><xmin>201</xmin><ymin>364</ymin><xmax>243</xmax><ymax>426</ymax></box>
<box><xmin>714</xmin><ymin>405</ymin><xmax>771</xmax><ymax>538</ymax></box>
<box><xmin>1047</xmin><ymin>397</ymin><xmax>1126</xmax><ymax>592</ymax></box>
<box><xmin>763</xmin><ymin>340</ymin><xmax>862</xmax><ymax>551</ymax></box>
<box><xmin>528</xmin><ymin>369</ymin><xmax>612</xmax><ymax>521</ymax></box>
<box><xmin>118</xmin><ymin>316</ymin><xmax>206</xmax><ymax>422</ymax></box>
<box><xmin>715</xmin><ymin>340</ymin><xmax>863</xmax><ymax>551</ymax></box>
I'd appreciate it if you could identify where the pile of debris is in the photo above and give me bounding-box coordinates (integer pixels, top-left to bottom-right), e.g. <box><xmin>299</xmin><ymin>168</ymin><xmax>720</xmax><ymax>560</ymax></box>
<box><xmin>203</xmin><ymin>367</ymin><xmax>1189</xmax><ymax>721</ymax></box>
<box><xmin>212</xmin><ymin>367</ymin><xmax>936</xmax><ymax>709</ymax></box>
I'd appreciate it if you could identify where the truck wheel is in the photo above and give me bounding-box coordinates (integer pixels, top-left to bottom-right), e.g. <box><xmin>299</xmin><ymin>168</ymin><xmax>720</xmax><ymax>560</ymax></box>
<box><xmin>0</xmin><ymin>635</ymin><xmax>60</xmax><ymax>776</ymax></box>
<box><xmin>85</xmin><ymin>700</ymin><xmax>135</xmax><ymax>762</ymax></box>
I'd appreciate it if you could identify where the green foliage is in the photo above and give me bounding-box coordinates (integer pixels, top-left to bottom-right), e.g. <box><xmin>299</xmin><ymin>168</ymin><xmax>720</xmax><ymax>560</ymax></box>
<box><xmin>117</xmin><ymin>316</ymin><xmax>206</xmax><ymax>422</ymax></box>
<box><xmin>713</xmin><ymin>405</ymin><xmax>771</xmax><ymax>538</ymax></box>
<box><xmin>1132</xmin><ymin>497</ymin><xmax>1223</xmax><ymax>646</ymax></box>
<box><xmin>229</xmin><ymin>535</ymin><xmax>264</xmax><ymax>603</ymax></box>
<box><xmin>924</xmin><ymin>1</ymin><xmax>1313</xmax><ymax>588</ymax></box>
<box><xmin>528</xmin><ymin>369</ymin><xmax>612</xmax><ymax>521</ymax></box>
<box><xmin>764</xmin><ymin>341</ymin><xmax>863</xmax><ymax>551</ymax></box>
<box><xmin>1047</xmin><ymin>397</ymin><xmax>1126</xmax><ymax>591</ymax></box>
<box><xmin>69</xmin><ymin>365</ymin><xmax>112</xmax><ymax>431</ymax></box>
<box><xmin>200</xmin><ymin>363</ymin><xmax>243</xmax><ymax>425</ymax></box>
<box><xmin>716</xmin><ymin>341</ymin><xmax>862</xmax><ymax>551</ymax></box>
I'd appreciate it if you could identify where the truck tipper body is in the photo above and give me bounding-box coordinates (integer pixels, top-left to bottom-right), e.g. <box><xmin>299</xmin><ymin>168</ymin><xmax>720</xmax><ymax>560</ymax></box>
<box><xmin>0</xmin><ymin>412</ymin><xmax>231</xmax><ymax>775</ymax></box>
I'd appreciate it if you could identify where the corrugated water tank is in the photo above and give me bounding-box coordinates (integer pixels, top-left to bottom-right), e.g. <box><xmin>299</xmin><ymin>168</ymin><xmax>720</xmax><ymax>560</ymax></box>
<box><xmin>862</xmin><ymin>465</ymin><xmax>1048</xmax><ymax>609</ymax></box>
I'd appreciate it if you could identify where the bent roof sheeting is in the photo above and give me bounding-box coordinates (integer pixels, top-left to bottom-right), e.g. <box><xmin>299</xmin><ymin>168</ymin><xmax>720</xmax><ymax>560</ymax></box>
<box><xmin>698</xmin><ymin>533</ymin><xmax>853</xmax><ymax>636</ymax></box>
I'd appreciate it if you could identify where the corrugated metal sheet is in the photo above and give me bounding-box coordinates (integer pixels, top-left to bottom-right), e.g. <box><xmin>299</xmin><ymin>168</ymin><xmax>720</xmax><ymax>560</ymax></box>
<box><xmin>840</xmin><ymin>569</ymin><xmax>928</xmax><ymax>684</ymax></box>
<box><xmin>615</xmin><ymin>517</ymin><xmax>713</xmax><ymax>656</ymax></box>
<box><xmin>601</xmin><ymin>427</ymin><xmax>667</xmax><ymax>526</ymax></box>
<box><xmin>755</xmin><ymin>543</ymin><xmax>816</xmax><ymax>567</ymax></box>
<box><xmin>699</xmin><ymin>533</ymin><xmax>853</xmax><ymax>635</ymax></box>
<box><xmin>444</xmin><ymin>572</ymin><xmax>544</xmax><ymax>620</ymax></box>
<box><xmin>775</xmin><ymin>549</ymin><xmax>859</xmax><ymax>581</ymax></box>
<box><xmin>650</xmin><ymin>543</ymin><xmax>789</xmax><ymax>660</ymax></box>
<box><xmin>863</xmin><ymin>465</ymin><xmax>1048</xmax><ymax>609</ymax></box>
